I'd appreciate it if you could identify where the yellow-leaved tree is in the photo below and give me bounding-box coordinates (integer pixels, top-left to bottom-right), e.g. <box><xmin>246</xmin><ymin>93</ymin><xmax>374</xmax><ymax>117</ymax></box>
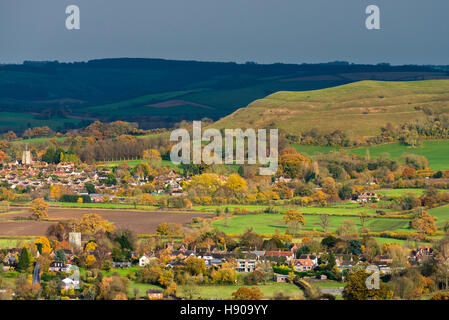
<box><xmin>283</xmin><ymin>209</ymin><xmax>306</xmax><ymax>235</ymax></box>
<box><xmin>34</xmin><ymin>236</ymin><xmax>52</xmax><ymax>254</ymax></box>
<box><xmin>142</xmin><ymin>149</ymin><xmax>162</xmax><ymax>165</ymax></box>
<box><xmin>30</xmin><ymin>198</ymin><xmax>49</xmax><ymax>220</ymax></box>
<box><xmin>77</xmin><ymin>214</ymin><xmax>115</xmax><ymax>234</ymax></box>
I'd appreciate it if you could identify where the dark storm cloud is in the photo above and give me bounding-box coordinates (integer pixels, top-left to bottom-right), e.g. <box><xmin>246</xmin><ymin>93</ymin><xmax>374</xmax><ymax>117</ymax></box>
<box><xmin>0</xmin><ymin>0</ymin><xmax>448</xmax><ymax>64</ymax></box>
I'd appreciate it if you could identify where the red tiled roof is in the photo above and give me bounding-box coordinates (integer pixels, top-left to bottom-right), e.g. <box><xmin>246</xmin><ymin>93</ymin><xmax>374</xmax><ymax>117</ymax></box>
<box><xmin>265</xmin><ymin>251</ymin><xmax>293</xmax><ymax>257</ymax></box>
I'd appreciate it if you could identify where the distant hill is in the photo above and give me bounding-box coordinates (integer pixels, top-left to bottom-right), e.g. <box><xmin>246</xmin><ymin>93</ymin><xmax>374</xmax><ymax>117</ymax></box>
<box><xmin>213</xmin><ymin>80</ymin><xmax>449</xmax><ymax>138</ymax></box>
<box><xmin>0</xmin><ymin>58</ymin><xmax>448</xmax><ymax>133</ymax></box>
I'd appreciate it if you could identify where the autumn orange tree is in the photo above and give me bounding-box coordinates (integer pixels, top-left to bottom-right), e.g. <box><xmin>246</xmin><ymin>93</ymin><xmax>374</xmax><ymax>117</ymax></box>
<box><xmin>232</xmin><ymin>287</ymin><xmax>264</xmax><ymax>300</ymax></box>
<box><xmin>139</xmin><ymin>193</ymin><xmax>156</xmax><ymax>205</ymax></box>
<box><xmin>402</xmin><ymin>167</ymin><xmax>416</xmax><ymax>179</ymax></box>
<box><xmin>411</xmin><ymin>211</ymin><xmax>437</xmax><ymax>235</ymax></box>
<box><xmin>77</xmin><ymin>213</ymin><xmax>115</xmax><ymax>234</ymax></box>
<box><xmin>284</xmin><ymin>209</ymin><xmax>306</xmax><ymax>235</ymax></box>
<box><xmin>278</xmin><ymin>147</ymin><xmax>311</xmax><ymax>178</ymax></box>
<box><xmin>142</xmin><ymin>149</ymin><xmax>162</xmax><ymax>165</ymax></box>
<box><xmin>49</xmin><ymin>185</ymin><xmax>69</xmax><ymax>201</ymax></box>
<box><xmin>99</xmin><ymin>275</ymin><xmax>129</xmax><ymax>300</ymax></box>
<box><xmin>211</xmin><ymin>262</ymin><xmax>237</xmax><ymax>284</ymax></box>
<box><xmin>343</xmin><ymin>269</ymin><xmax>393</xmax><ymax>300</ymax></box>
<box><xmin>34</xmin><ymin>236</ymin><xmax>52</xmax><ymax>254</ymax></box>
<box><xmin>85</xmin><ymin>254</ymin><xmax>97</xmax><ymax>268</ymax></box>
<box><xmin>30</xmin><ymin>198</ymin><xmax>49</xmax><ymax>220</ymax></box>
<box><xmin>0</xmin><ymin>150</ymin><xmax>7</xmax><ymax>163</ymax></box>
<box><xmin>187</xmin><ymin>173</ymin><xmax>222</xmax><ymax>197</ymax></box>
<box><xmin>224</xmin><ymin>174</ymin><xmax>247</xmax><ymax>196</ymax></box>
<box><xmin>184</xmin><ymin>257</ymin><xmax>207</xmax><ymax>276</ymax></box>
<box><xmin>156</xmin><ymin>222</ymin><xmax>183</xmax><ymax>237</ymax></box>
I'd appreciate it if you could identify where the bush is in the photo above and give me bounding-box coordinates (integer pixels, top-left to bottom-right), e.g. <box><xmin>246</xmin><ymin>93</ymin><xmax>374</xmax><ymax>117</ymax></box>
<box><xmin>60</xmin><ymin>194</ymin><xmax>92</xmax><ymax>203</ymax></box>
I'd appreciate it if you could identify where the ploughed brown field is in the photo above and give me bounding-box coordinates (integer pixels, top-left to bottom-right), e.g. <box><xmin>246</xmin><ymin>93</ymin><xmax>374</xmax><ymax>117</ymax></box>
<box><xmin>0</xmin><ymin>208</ymin><xmax>212</xmax><ymax>236</ymax></box>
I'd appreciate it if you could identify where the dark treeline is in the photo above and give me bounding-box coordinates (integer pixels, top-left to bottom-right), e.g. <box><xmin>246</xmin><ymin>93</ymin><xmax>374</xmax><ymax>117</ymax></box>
<box><xmin>78</xmin><ymin>135</ymin><xmax>169</xmax><ymax>163</ymax></box>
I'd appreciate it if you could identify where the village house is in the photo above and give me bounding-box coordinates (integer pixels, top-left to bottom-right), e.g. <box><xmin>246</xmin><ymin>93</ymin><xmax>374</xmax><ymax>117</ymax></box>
<box><xmin>274</xmin><ymin>176</ymin><xmax>292</xmax><ymax>184</ymax></box>
<box><xmin>147</xmin><ymin>289</ymin><xmax>164</xmax><ymax>300</ymax></box>
<box><xmin>354</xmin><ymin>192</ymin><xmax>379</xmax><ymax>203</ymax></box>
<box><xmin>139</xmin><ymin>254</ymin><xmax>158</xmax><ymax>267</ymax></box>
<box><xmin>274</xmin><ymin>274</ymin><xmax>289</xmax><ymax>283</ymax></box>
<box><xmin>410</xmin><ymin>247</ymin><xmax>433</xmax><ymax>262</ymax></box>
<box><xmin>292</xmin><ymin>254</ymin><xmax>318</xmax><ymax>272</ymax></box>
<box><xmin>236</xmin><ymin>259</ymin><xmax>257</xmax><ymax>273</ymax></box>
<box><xmin>2</xmin><ymin>252</ymin><xmax>17</xmax><ymax>271</ymax></box>
<box><xmin>335</xmin><ymin>254</ymin><xmax>354</xmax><ymax>269</ymax></box>
<box><xmin>49</xmin><ymin>261</ymin><xmax>69</xmax><ymax>272</ymax></box>
<box><xmin>61</xmin><ymin>277</ymin><xmax>79</xmax><ymax>290</ymax></box>
<box><xmin>112</xmin><ymin>262</ymin><xmax>132</xmax><ymax>268</ymax></box>
<box><xmin>264</xmin><ymin>250</ymin><xmax>295</xmax><ymax>262</ymax></box>
<box><xmin>199</xmin><ymin>255</ymin><xmax>224</xmax><ymax>268</ymax></box>
<box><xmin>375</xmin><ymin>255</ymin><xmax>393</xmax><ymax>266</ymax></box>
<box><xmin>293</xmin><ymin>259</ymin><xmax>315</xmax><ymax>272</ymax></box>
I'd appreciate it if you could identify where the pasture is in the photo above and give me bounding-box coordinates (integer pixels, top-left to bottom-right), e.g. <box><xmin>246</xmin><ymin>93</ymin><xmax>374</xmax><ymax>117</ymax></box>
<box><xmin>0</xmin><ymin>112</ymin><xmax>82</xmax><ymax>132</ymax></box>
<box><xmin>427</xmin><ymin>205</ymin><xmax>449</xmax><ymax>228</ymax></box>
<box><xmin>294</xmin><ymin>140</ymin><xmax>449</xmax><ymax>170</ymax></box>
<box><xmin>194</xmin><ymin>204</ymin><xmax>391</xmax><ymax>216</ymax></box>
<box><xmin>212</xmin><ymin>213</ymin><xmax>412</xmax><ymax>235</ymax></box>
<box><xmin>215</xmin><ymin>80</ymin><xmax>449</xmax><ymax>139</ymax></box>
<box><xmin>177</xmin><ymin>283</ymin><xmax>303</xmax><ymax>300</ymax></box>
<box><xmin>375</xmin><ymin>189</ymin><xmax>426</xmax><ymax>197</ymax></box>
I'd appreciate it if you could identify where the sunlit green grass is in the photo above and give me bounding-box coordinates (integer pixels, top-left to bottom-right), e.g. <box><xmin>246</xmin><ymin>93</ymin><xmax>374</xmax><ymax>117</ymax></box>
<box><xmin>213</xmin><ymin>213</ymin><xmax>412</xmax><ymax>235</ymax></box>
<box><xmin>178</xmin><ymin>283</ymin><xmax>302</xmax><ymax>300</ymax></box>
<box><xmin>294</xmin><ymin>140</ymin><xmax>449</xmax><ymax>170</ymax></box>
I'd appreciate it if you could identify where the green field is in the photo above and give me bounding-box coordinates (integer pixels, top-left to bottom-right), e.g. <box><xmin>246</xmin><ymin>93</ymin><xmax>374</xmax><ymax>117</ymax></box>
<box><xmin>97</xmin><ymin>159</ymin><xmax>177</xmax><ymax>169</ymax></box>
<box><xmin>215</xmin><ymin>80</ymin><xmax>449</xmax><ymax>139</ymax></box>
<box><xmin>213</xmin><ymin>213</ymin><xmax>412</xmax><ymax>235</ymax></box>
<box><xmin>194</xmin><ymin>204</ymin><xmax>390</xmax><ymax>216</ymax></box>
<box><xmin>12</xmin><ymin>136</ymin><xmax>67</xmax><ymax>145</ymax></box>
<box><xmin>178</xmin><ymin>283</ymin><xmax>302</xmax><ymax>300</ymax></box>
<box><xmin>0</xmin><ymin>112</ymin><xmax>82</xmax><ymax>132</ymax></box>
<box><xmin>84</xmin><ymin>89</ymin><xmax>207</xmax><ymax>114</ymax></box>
<box><xmin>375</xmin><ymin>189</ymin><xmax>427</xmax><ymax>197</ymax></box>
<box><xmin>129</xmin><ymin>282</ymin><xmax>163</xmax><ymax>297</ymax></box>
<box><xmin>348</xmin><ymin>140</ymin><xmax>449</xmax><ymax>170</ymax></box>
<box><xmin>0</xmin><ymin>238</ymin><xmax>34</xmax><ymax>248</ymax></box>
<box><xmin>294</xmin><ymin>140</ymin><xmax>449</xmax><ymax>170</ymax></box>
<box><xmin>310</xmin><ymin>280</ymin><xmax>343</xmax><ymax>289</ymax></box>
<box><xmin>372</xmin><ymin>237</ymin><xmax>410</xmax><ymax>245</ymax></box>
<box><xmin>427</xmin><ymin>205</ymin><xmax>449</xmax><ymax>227</ymax></box>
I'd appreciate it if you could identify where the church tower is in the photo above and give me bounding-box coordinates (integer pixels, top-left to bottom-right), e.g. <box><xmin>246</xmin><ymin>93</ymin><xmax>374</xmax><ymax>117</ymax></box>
<box><xmin>22</xmin><ymin>146</ymin><xmax>32</xmax><ymax>165</ymax></box>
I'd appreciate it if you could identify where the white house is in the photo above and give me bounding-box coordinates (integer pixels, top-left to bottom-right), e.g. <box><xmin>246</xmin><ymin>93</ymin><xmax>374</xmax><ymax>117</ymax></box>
<box><xmin>139</xmin><ymin>255</ymin><xmax>157</xmax><ymax>267</ymax></box>
<box><xmin>139</xmin><ymin>255</ymin><xmax>150</xmax><ymax>267</ymax></box>
<box><xmin>61</xmin><ymin>278</ymin><xmax>79</xmax><ymax>290</ymax></box>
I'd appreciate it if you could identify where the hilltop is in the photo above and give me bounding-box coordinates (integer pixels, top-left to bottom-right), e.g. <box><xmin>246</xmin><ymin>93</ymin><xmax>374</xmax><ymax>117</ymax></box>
<box><xmin>0</xmin><ymin>58</ymin><xmax>447</xmax><ymax>133</ymax></box>
<box><xmin>213</xmin><ymin>80</ymin><xmax>449</xmax><ymax>138</ymax></box>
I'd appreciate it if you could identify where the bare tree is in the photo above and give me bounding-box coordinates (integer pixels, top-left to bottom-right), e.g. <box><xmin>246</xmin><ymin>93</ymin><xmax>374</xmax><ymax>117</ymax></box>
<box><xmin>318</xmin><ymin>214</ymin><xmax>330</xmax><ymax>232</ymax></box>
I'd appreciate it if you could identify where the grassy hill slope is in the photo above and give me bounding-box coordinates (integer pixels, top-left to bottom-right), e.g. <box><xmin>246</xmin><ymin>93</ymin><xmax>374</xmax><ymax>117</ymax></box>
<box><xmin>214</xmin><ymin>80</ymin><xmax>449</xmax><ymax>138</ymax></box>
<box><xmin>1</xmin><ymin>59</ymin><xmax>446</xmax><ymax>132</ymax></box>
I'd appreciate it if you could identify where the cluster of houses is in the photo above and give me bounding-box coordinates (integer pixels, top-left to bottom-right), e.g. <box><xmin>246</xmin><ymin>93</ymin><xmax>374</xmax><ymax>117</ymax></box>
<box><xmin>0</xmin><ymin>240</ymin><xmax>438</xmax><ymax>300</ymax></box>
<box><xmin>0</xmin><ymin>153</ymin><xmax>192</xmax><ymax>201</ymax></box>
<box><xmin>0</xmin><ymin>161</ymin><xmax>100</xmax><ymax>194</ymax></box>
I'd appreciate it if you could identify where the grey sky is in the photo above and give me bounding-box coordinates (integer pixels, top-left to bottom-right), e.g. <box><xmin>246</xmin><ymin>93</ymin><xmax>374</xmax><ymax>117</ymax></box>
<box><xmin>0</xmin><ymin>0</ymin><xmax>448</xmax><ymax>65</ymax></box>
